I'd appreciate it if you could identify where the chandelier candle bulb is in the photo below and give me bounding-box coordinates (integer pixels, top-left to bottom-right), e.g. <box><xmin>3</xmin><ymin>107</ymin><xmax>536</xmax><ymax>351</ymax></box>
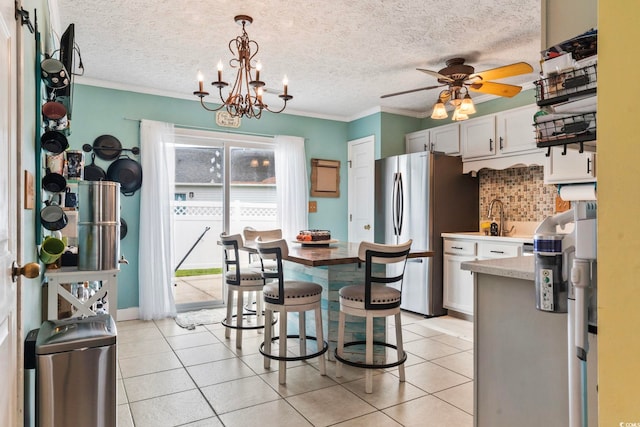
<box><xmin>255</xmin><ymin>60</ymin><xmax>262</xmax><ymax>81</ymax></box>
<box><xmin>283</xmin><ymin>75</ymin><xmax>288</xmax><ymax>96</ymax></box>
<box><xmin>197</xmin><ymin>71</ymin><xmax>204</xmax><ymax>92</ymax></box>
<box><xmin>217</xmin><ymin>60</ymin><xmax>223</xmax><ymax>82</ymax></box>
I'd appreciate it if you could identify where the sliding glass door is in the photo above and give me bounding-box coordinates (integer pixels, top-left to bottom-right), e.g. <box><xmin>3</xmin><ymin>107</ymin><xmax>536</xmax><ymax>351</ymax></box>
<box><xmin>171</xmin><ymin>129</ymin><xmax>275</xmax><ymax>310</ymax></box>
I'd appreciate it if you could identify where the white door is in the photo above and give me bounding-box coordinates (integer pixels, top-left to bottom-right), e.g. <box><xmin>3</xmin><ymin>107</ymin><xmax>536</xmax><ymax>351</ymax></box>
<box><xmin>0</xmin><ymin>3</ymin><xmax>19</xmax><ymax>426</ymax></box>
<box><xmin>348</xmin><ymin>136</ymin><xmax>375</xmax><ymax>243</ymax></box>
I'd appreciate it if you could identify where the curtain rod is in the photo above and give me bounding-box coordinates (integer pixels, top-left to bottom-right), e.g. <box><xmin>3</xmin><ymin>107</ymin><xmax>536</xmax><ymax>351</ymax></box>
<box><xmin>122</xmin><ymin>117</ymin><xmax>275</xmax><ymax>139</ymax></box>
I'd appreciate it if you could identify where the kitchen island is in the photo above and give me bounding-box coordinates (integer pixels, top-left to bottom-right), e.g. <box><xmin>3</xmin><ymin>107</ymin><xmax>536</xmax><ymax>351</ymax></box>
<box><xmin>245</xmin><ymin>241</ymin><xmax>433</xmax><ymax>361</ymax></box>
<box><xmin>461</xmin><ymin>256</ymin><xmax>597</xmax><ymax>427</ymax></box>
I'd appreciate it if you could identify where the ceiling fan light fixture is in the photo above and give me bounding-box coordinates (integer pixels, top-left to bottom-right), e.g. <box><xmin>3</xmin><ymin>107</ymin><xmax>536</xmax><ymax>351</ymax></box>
<box><xmin>459</xmin><ymin>93</ymin><xmax>476</xmax><ymax>115</ymax></box>
<box><xmin>452</xmin><ymin>106</ymin><xmax>469</xmax><ymax>121</ymax></box>
<box><xmin>431</xmin><ymin>100</ymin><xmax>448</xmax><ymax>120</ymax></box>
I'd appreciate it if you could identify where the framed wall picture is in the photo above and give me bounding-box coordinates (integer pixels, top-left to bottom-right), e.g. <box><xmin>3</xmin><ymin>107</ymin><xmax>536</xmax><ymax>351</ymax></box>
<box><xmin>310</xmin><ymin>158</ymin><xmax>340</xmax><ymax>197</ymax></box>
<box><xmin>65</xmin><ymin>150</ymin><xmax>84</xmax><ymax>180</ymax></box>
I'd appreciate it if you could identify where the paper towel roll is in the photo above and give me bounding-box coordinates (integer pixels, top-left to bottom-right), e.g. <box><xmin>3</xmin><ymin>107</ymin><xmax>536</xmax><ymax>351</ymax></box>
<box><xmin>559</xmin><ymin>184</ymin><xmax>597</xmax><ymax>201</ymax></box>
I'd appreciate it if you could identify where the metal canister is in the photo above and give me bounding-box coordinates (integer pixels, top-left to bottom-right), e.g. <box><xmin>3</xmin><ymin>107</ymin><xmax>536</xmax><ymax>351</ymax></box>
<box><xmin>78</xmin><ymin>181</ymin><xmax>120</xmax><ymax>270</ymax></box>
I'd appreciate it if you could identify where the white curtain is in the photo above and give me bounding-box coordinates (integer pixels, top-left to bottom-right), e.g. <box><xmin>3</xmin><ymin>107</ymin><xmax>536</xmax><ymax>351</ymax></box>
<box><xmin>138</xmin><ymin>120</ymin><xmax>176</xmax><ymax>319</ymax></box>
<box><xmin>274</xmin><ymin>135</ymin><xmax>308</xmax><ymax>239</ymax></box>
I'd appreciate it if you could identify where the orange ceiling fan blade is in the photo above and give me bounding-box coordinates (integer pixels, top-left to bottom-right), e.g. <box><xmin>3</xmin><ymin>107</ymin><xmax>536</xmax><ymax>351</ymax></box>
<box><xmin>469</xmin><ymin>81</ymin><xmax>523</xmax><ymax>97</ymax></box>
<box><xmin>470</xmin><ymin>62</ymin><xmax>533</xmax><ymax>81</ymax></box>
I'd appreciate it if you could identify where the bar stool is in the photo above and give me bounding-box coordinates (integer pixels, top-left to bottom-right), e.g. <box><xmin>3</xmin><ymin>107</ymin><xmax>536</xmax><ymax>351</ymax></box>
<box><xmin>256</xmin><ymin>238</ymin><xmax>328</xmax><ymax>385</ymax></box>
<box><xmin>242</xmin><ymin>227</ymin><xmax>283</xmax><ymax>312</ymax></box>
<box><xmin>335</xmin><ymin>240</ymin><xmax>412</xmax><ymax>393</ymax></box>
<box><xmin>220</xmin><ymin>233</ymin><xmax>269</xmax><ymax>349</ymax></box>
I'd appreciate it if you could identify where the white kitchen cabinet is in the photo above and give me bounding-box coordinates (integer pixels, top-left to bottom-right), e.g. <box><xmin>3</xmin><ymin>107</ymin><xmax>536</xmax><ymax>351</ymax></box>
<box><xmin>431</xmin><ymin>123</ymin><xmax>460</xmax><ymax>154</ymax></box>
<box><xmin>544</xmin><ymin>146</ymin><xmax>596</xmax><ymax>184</ymax></box>
<box><xmin>443</xmin><ymin>239</ymin><xmax>476</xmax><ymax>315</ymax></box>
<box><xmin>461</xmin><ymin>115</ymin><xmax>496</xmax><ymax>159</ymax></box>
<box><xmin>495</xmin><ymin>104</ymin><xmax>538</xmax><ymax>155</ymax></box>
<box><xmin>405</xmin><ymin>124</ymin><xmax>460</xmax><ymax>155</ymax></box>
<box><xmin>462</xmin><ymin>104</ymin><xmax>540</xmax><ymax>160</ymax></box>
<box><xmin>405</xmin><ymin>129</ymin><xmax>429</xmax><ymax>153</ymax></box>
<box><xmin>444</xmin><ymin>253</ymin><xmax>476</xmax><ymax>315</ymax></box>
<box><xmin>442</xmin><ymin>236</ymin><xmax>525</xmax><ymax>316</ymax></box>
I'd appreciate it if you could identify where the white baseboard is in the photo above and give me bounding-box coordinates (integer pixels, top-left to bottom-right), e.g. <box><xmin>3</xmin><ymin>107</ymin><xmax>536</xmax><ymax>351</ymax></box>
<box><xmin>117</xmin><ymin>307</ymin><xmax>139</xmax><ymax>321</ymax></box>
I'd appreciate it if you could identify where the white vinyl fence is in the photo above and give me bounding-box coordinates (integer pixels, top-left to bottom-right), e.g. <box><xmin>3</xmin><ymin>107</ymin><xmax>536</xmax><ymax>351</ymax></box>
<box><xmin>172</xmin><ymin>200</ymin><xmax>278</xmax><ymax>271</ymax></box>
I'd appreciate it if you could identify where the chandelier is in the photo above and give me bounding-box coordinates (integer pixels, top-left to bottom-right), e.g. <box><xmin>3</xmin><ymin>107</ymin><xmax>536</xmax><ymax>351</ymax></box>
<box><xmin>193</xmin><ymin>15</ymin><xmax>292</xmax><ymax>119</ymax></box>
<box><xmin>430</xmin><ymin>86</ymin><xmax>476</xmax><ymax>121</ymax></box>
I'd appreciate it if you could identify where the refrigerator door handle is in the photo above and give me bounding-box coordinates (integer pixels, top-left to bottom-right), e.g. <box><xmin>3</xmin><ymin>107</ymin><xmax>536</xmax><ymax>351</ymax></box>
<box><xmin>392</xmin><ymin>173</ymin><xmax>399</xmax><ymax>235</ymax></box>
<box><xmin>397</xmin><ymin>173</ymin><xmax>404</xmax><ymax>235</ymax></box>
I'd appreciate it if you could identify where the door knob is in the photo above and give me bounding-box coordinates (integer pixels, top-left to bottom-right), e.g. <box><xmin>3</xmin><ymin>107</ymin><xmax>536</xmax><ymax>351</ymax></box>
<box><xmin>11</xmin><ymin>261</ymin><xmax>40</xmax><ymax>282</ymax></box>
<box><xmin>364</xmin><ymin>224</ymin><xmax>371</xmax><ymax>230</ymax></box>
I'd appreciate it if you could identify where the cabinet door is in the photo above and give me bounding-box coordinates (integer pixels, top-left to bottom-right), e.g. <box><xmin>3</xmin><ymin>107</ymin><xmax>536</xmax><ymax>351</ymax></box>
<box><xmin>405</xmin><ymin>129</ymin><xmax>429</xmax><ymax>153</ymax></box>
<box><xmin>461</xmin><ymin>115</ymin><xmax>496</xmax><ymax>159</ymax></box>
<box><xmin>431</xmin><ymin>123</ymin><xmax>460</xmax><ymax>155</ymax></box>
<box><xmin>496</xmin><ymin>104</ymin><xmax>538</xmax><ymax>155</ymax></box>
<box><xmin>544</xmin><ymin>146</ymin><xmax>596</xmax><ymax>184</ymax></box>
<box><xmin>443</xmin><ymin>254</ymin><xmax>475</xmax><ymax>315</ymax></box>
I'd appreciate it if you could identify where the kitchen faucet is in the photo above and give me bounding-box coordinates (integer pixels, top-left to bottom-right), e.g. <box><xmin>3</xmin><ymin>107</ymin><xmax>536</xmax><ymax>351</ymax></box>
<box><xmin>487</xmin><ymin>198</ymin><xmax>514</xmax><ymax>236</ymax></box>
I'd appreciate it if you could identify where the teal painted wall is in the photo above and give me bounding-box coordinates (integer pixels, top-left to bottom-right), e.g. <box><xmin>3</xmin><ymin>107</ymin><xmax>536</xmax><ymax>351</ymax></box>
<box><xmin>68</xmin><ymin>85</ymin><xmax>351</xmax><ymax>308</ymax></box>
<box><xmin>381</xmin><ymin>112</ymin><xmax>421</xmax><ymax>158</ymax></box>
<box><xmin>347</xmin><ymin>113</ymin><xmax>381</xmax><ymax>158</ymax></box>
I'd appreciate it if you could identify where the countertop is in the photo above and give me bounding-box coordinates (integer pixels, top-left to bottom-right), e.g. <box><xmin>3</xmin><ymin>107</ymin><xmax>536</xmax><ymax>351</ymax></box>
<box><xmin>441</xmin><ymin>231</ymin><xmax>534</xmax><ymax>244</ymax></box>
<box><xmin>461</xmin><ymin>255</ymin><xmax>535</xmax><ymax>281</ymax></box>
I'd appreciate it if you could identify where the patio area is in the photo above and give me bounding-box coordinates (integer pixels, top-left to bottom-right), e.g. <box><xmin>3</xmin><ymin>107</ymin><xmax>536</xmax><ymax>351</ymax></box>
<box><xmin>173</xmin><ymin>274</ymin><xmax>224</xmax><ymax>308</ymax></box>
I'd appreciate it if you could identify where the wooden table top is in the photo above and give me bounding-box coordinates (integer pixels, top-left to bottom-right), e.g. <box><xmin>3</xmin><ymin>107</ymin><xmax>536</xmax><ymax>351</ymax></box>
<box><xmin>244</xmin><ymin>241</ymin><xmax>434</xmax><ymax>267</ymax></box>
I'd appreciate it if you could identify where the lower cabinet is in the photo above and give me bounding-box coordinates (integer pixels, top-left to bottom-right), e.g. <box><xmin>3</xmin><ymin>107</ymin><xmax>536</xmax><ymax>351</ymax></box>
<box><xmin>443</xmin><ymin>236</ymin><xmax>525</xmax><ymax>316</ymax></box>
<box><xmin>443</xmin><ymin>252</ymin><xmax>476</xmax><ymax>315</ymax></box>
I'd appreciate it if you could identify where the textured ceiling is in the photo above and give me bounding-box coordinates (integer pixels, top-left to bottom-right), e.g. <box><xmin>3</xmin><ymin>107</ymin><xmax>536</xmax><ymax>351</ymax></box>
<box><xmin>53</xmin><ymin>0</ymin><xmax>541</xmax><ymax>121</ymax></box>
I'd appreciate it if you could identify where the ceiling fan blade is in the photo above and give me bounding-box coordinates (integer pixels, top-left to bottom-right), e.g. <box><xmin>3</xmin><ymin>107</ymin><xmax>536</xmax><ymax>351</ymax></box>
<box><xmin>417</xmin><ymin>68</ymin><xmax>454</xmax><ymax>82</ymax></box>
<box><xmin>469</xmin><ymin>62</ymin><xmax>534</xmax><ymax>81</ymax></box>
<box><xmin>380</xmin><ymin>84</ymin><xmax>445</xmax><ymax>99</ymax></box>
<box><xmin>469</xmin><ymin>81</ymin><xmax>523</xmax><ymax>97</ymax></box>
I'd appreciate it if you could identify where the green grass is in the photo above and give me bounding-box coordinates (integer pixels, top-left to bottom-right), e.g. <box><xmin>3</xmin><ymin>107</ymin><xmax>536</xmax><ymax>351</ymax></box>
<box><xmin>175</xmin><ymin>267</ymin><xmax>222</xmax><ymax>277</ymax></box>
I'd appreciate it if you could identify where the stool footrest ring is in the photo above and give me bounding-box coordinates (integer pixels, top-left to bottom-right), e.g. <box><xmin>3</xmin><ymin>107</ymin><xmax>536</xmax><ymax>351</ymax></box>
<box><xmin>334</xmin><ymin>340</ymin><xmax>407</xmax><ymax>370</ymax></box>
<box><xmin>221</xmin><ymin>312</ymin><xmax>277</xmax><ymax>331</ymax></box>
<box><xmin>260</xmin><ymin>334</ymin><xmax>329</xmax><ymax>362</ymax></box>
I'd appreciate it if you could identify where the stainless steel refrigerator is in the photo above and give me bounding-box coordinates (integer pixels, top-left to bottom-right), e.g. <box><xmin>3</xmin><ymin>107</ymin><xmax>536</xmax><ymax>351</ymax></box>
<box><xmin>375</xmin><ymin>151</ymin><xmax>478</xmax><ymax>316</ymax></box>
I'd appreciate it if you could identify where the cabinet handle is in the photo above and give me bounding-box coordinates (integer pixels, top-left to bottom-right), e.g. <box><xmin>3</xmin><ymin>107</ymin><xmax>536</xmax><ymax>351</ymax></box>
<box><xmin>499</xmin><ymin>137</ymin><xmax>504</xmax><ymax>150</ymax></box>
<box><xmin>452</xmin><ymin>246</ymin><xmax>464</xmax><ymax>250</ymax></box>
<box><xmin>490</xmin><ymin>250</ymin><xmax>505</xmax><ymax>254</ymax></box>
<box><xmin>587</xmin><ymin>157</ymin><xmax>592</xmax><ymax>174</ymax></box>
<box><xmin>424</xmin><ymin>143</ymin><xmax>428</xmax><ymax>152</ymax></box>
<box><xmin>489</xmin><ymin>138</ymin><xmax>493</xmax><ymax>151</ymax></box>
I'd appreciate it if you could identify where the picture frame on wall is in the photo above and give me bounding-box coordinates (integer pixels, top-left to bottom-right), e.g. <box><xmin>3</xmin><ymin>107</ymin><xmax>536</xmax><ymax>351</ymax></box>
<box><xmin>65</xmin><ymin>150</ymin><xmax>84</xmax><ymax>180</ymax></box>
<box><xmin>310</xmin><ymin>158</ymin><xmax>340</xmax><ymax>198</ymax></box>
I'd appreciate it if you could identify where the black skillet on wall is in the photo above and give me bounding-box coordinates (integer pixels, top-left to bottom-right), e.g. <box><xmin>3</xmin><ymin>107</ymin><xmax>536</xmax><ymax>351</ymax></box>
<box><xmin>83</xmin><ymin>153</ymin><xmax>107</xmax><ymax>181</ymax></box>
<box><xmin>107</xmin><ymin>155</ymin><xmax>143</xmax><ymax>196</ymax></box>
<box><xmin>93</xmin><ymin>135</ymin><xmax>123</xmax><ymax>160</ymax></box>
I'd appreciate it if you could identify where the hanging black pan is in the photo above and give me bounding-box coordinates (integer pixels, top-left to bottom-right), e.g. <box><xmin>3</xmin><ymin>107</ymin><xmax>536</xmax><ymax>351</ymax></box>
<box><xmin>107</xmin><ymin>155</ymin><xmax>143</xmax><ymax>196</ymax></box>
<box><xmin>93</xmin><ymin>135</ymin><xmax>122</xmax><ymax>160</ymax></box>
<box><xmin>120</xmin><ymin>218</ymin><xmax>128</xmax><ymax>240</ymax></box>
<box><xmin>83</xmin><ymin>153</ymin><xmax>107</xmax><ymax>181</ymax></box>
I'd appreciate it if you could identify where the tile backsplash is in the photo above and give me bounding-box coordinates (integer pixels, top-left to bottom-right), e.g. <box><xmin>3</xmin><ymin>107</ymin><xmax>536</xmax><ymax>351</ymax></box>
<box><xmin>478</xmin><ymin>166</ymin><xmax>557</xmax><ymax>222</ymax></box>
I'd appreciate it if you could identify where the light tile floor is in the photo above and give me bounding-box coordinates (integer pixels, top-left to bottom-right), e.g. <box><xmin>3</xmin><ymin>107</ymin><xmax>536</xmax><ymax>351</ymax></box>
<box><xmin>116</xmin><ymin>310</ymin><xmax>473</xmax><ymax>427</ymax></box>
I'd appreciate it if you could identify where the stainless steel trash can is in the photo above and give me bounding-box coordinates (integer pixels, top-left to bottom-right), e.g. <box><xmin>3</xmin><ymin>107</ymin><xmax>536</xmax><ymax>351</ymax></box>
<box><xmin>36</xmin><ymin>314</ymin><xmax>117</xmax><ymax>427</ymax></box>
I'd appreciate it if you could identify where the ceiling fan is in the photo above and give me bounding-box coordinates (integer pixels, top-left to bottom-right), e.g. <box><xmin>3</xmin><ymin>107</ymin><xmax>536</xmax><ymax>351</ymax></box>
<box><xmin>381</xmin><ymin>58</ymin><xmax>534</xmax><ymax>120</ymax></box>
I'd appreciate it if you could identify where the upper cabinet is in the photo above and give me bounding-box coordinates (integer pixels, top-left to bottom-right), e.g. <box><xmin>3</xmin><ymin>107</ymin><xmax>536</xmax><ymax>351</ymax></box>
<box><xmin>430</xmin><ymin>123</ymin><xmax>460</xmax><ymax>155</ymax></box>
<box><xmin>461</xmin><ymin>104</ymin><xmax>539</xmax><ymax>161</ymax></box>
<box><xmin>460</xmin><ymin>115</ymin><xmax>496</xmax><ymax>159</ymax></box>
<box><xmin>405</xmin><ymin>123</ymin><xmax>460</xmax><ymax>155</ymax></box>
